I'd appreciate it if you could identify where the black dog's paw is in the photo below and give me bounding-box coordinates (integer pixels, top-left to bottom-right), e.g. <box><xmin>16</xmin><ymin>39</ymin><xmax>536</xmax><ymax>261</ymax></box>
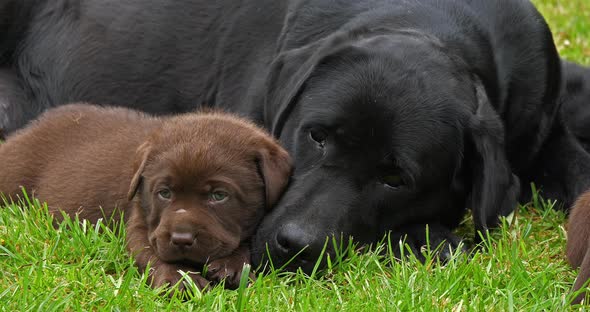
<box><xmin>389</xmin><ymin>223</ymin><xmax>464</xmax><ymax>263</ymax></box>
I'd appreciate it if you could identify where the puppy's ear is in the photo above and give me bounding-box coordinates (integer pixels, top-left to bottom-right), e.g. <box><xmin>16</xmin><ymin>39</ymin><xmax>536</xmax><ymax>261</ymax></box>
<box><xmin>466</xmin><ymin>77</ymin><xmax>520</xmax><ymax>235</ymax></box>
<box><xmin>127</xmin><ymin>142</ymin><xmax>152</xmax><ymax>201</ymax></box>
<box><xmin>256</xmin><ymin>142</ymin><xmax>293</xmax><ymax>210</ymax></box>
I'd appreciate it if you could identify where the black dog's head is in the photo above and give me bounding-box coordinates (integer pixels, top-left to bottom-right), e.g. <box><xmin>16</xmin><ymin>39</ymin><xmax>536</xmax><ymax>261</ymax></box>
<box><xmin>252</xmin><ymin>30</ymin><xmax>519</xmax><ymax>273</ymax></box>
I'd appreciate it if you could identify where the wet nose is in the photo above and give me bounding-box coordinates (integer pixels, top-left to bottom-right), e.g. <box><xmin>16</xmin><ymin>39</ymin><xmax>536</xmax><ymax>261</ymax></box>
<box><xmin>275</xmin><ymin>223</ymin><xmax>319</xmax><ymax>262</ymax></box>
<box><xmin>170</xmin><ymin>232</ymin><xmax>195</xmax><ymax>248</ymax></box>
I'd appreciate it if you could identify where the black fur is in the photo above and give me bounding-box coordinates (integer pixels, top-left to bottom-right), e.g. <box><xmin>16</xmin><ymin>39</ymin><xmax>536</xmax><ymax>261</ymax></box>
<box><xmin>1</xmin><ymin>0</ymin><xmax>587</xmax><ymax>272</ymax></box>
<box><xmin>561</xmin><ymin>60</ymin><xmax>590</xmax><ymax>150</ymax></box>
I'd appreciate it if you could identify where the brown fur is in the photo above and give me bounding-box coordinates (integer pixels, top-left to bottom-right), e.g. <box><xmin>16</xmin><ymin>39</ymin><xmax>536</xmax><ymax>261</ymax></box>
<box><xmin>0</xmin><ymin>103</ymin><xmax>292</xmax><ymax>290</ymax></box>
<box><xmin>567</xmin><ymin>191</ymin><xmax>590</xmax><ymax>304</ymax></box>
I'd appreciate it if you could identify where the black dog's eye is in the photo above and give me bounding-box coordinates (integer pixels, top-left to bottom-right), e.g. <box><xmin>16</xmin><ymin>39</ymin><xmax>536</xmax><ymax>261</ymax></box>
<box><xmin>158</xmin><ymin>189</ymin><xmax>172</xmax><ymax>200</ymax></box>
<box><xmin>381</xmin><ymin>174</ymin><xmax>405</xmax><ymax>189</ymax></box>
<box><xmin>209</xmin><ymin>190</ymin><xmax>229</xmax><ymax>203</ymax></box>
<box><xmin>309</xmin><ymin>128</ymin><xmax>328</xmax><ymax>147</ymax></box>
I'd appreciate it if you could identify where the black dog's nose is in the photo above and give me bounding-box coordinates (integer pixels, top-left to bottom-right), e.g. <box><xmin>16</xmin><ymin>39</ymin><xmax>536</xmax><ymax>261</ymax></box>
<box><xmin>170</xmin><ymin>232</ymin><xmax>195</xmax><ymax>248</ymax></box>
<box><xmin>276</xmin><ymin>223</ymin><xmax>318</xmax><ymax>262</ymax></box>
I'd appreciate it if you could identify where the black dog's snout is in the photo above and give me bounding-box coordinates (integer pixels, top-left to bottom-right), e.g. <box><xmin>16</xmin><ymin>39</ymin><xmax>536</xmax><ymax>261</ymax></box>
<box><xmin>275</xmin><ymin>223</ymin><xmax>318</xmax><ymax>263</ymax></box>
<box><xmin>170</xmin><ymin>232</ymin><xmax>195</xmax><ymax>248</ymax></box>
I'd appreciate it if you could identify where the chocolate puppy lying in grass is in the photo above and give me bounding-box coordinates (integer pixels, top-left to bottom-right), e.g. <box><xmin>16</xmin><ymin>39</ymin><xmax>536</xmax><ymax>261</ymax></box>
<box><xmin>568</xmin><ymin>191</ymin><xmax>590</xmax><ymax>304</ymax></box>
<box><xmin>0</xmin><ymin>103</ymin><xmax>292</xmax><ymax>291</ymax></box>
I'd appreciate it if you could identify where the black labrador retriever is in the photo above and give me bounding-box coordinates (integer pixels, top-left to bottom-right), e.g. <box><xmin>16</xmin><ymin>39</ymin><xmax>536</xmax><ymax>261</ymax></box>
<box><xmin>1</xmin><ymin>0</ymin><xmax>588</xmax><ymax>273</ymax></box>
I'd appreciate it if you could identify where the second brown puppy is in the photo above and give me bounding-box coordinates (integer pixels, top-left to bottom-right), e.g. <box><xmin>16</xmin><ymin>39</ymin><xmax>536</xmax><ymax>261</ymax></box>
<box><xmin>0</xmin><ymin>103</ymin><xmax>292</xmax><ymax>290</ymax></box>
<box><xmin>568</xmin><ymin>191</ymin><xmax>590</xmax><ymax>304</ymax></box>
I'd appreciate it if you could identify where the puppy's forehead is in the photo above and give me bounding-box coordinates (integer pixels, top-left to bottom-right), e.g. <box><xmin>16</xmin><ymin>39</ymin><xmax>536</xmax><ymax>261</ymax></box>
<box><xmin>148</xmin><ymin>142</ymin><xmax>262</xmax><ymax>189</ymax></box>
<box><xmin>161</xmin><ymin>113</ymin><xmax>270</xmax><ymax>141</ymax></box>
<box><xmin>145</xmin><ymin>113</ymin><xmax>274</xmax><ymax>180</ymax></box>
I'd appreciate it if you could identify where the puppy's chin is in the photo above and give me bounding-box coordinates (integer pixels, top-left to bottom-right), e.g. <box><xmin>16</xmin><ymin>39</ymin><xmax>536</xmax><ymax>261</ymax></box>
<box><xmin>151</xmin><ymin>235</ymin><xmax>237</xmax><ymax>265</ymax></box>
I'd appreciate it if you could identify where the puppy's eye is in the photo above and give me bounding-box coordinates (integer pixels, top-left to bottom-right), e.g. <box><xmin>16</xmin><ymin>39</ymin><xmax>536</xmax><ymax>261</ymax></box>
<box><xmin>209</xmin><ymin>190</ymin><xmax>229</xmax><ymax>203</ymax></box>
<box><xmin>158</xmin><ymin>189</ymin><xmax>172</xmax><ymax>200</ymax></box>
<box><xmin>381</xmin><ymin>175</ymin><xmax>405</xmax><ymax>189</ymax></box>
<box><xmin>309</xmin><ymin>128</ymin><xmax>327</xmax><ymax>147</ymax></box>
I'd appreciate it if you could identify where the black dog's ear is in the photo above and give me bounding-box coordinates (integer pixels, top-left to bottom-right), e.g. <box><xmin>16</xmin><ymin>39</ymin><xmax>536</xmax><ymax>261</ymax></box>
<box><xmin>264</xmin><ymin>33</ymin><xmax>355</xmax><ymax>137</ymax></box>
<box><xmin>127</xmin><ymin>142</ymin><xmax>152</xmax><ymax>201</ymax></box>
<box><xmin>466</xmin><ymin>77</ymin><xmax>520</xmax><ymax>234</ymax></box>
<box><xmin>264</xmin><ymin>44</ymin><xmax>321</xmax><ymax>137</ymax></box>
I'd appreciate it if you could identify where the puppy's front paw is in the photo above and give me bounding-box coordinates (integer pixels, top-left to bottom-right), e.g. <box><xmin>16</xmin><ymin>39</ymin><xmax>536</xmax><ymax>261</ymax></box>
<box><xmin>206</xmin><ymin>252</ymin><xmax>255</xmax><ymax>289</ymax></box>
<box><xmin>149</xmin><ymin>262</ymin><xmax>210</xmax><ymax>293</ymax></box>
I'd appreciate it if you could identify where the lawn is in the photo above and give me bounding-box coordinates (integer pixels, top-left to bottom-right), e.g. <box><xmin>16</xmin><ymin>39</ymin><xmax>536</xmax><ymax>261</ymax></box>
<box><xmin>1</xmin><ymin>1</ymin><xmax>589</xmax><ymax>311</ymax></box>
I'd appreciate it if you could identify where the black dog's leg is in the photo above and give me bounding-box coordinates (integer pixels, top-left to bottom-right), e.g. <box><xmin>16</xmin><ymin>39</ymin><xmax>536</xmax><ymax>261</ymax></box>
<box><xmin>389</xmin><ymin>223</ymin><xmax>463</xmax><ymax>263</ymax></box>
<box><xmin>522</xmin><ymin>118</ymin><xmax>590</xmax><ymax>211</ymax></box>
<box><xmin>0</xmin><ymin>68</ymin><xmax>33</xmax><ymax>136</ymax></box>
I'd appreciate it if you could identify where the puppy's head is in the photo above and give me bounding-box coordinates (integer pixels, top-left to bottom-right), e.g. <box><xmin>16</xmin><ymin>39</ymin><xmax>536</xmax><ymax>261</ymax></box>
<box><xmin>127</xmin><ymin>113</ymin><xmax>291</xmax><ymax>265</ymax></box>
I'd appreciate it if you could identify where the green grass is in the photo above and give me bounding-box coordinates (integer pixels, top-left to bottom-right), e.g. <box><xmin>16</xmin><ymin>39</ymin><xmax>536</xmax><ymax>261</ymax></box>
<box><xmin>535</xmin><ymin>0</ymin><xmax>590</xmax><ymax>65</ymax></box>
<box><xmin>1</xmin><ymin>0</ymin><xmax>589</xmax><ymax>310</ymax></box>
<box><xmin>0</xmin><ymin>188</ymin><xmax>578</xmax><ymax>311</ymax></box>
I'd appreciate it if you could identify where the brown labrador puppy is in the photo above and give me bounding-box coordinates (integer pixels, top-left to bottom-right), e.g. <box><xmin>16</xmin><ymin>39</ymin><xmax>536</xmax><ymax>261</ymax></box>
<box><xmin>567</xmin><ymin>191</ymin><xmax>590</xmax><ymax>304</ymax></box>
<box><xmin>0</xmin><ymin>103</ymin><xmax>291</xmax><ymax>290</ymax></box>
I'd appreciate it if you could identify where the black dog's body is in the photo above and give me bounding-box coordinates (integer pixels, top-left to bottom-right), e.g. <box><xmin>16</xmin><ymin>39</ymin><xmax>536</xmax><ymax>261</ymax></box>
<box><xmin>561</xmin><ymin>60</ymin><xmax>590</xmax><ymax>149</ymax></box>
<box><xmin>2</xmin><ymin>0</ymin><xmax>588</xmax><ymax>272</ymax></box>
<box><xmin>536</xmin><ymin>60</ymin><xmax>590</xmax><ymax>207</ymax></box>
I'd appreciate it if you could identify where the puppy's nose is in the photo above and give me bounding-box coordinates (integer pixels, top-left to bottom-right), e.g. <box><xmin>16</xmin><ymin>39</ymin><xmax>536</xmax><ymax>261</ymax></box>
<box><xmin>170</xmin><ymin>232</ymin><xmax>195</xmax><ymax>248</ymax></box>
<box><xmin>275</xmin><ymin>223</ymin><xmax>318</xmax><ymax>262</ymax></box>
